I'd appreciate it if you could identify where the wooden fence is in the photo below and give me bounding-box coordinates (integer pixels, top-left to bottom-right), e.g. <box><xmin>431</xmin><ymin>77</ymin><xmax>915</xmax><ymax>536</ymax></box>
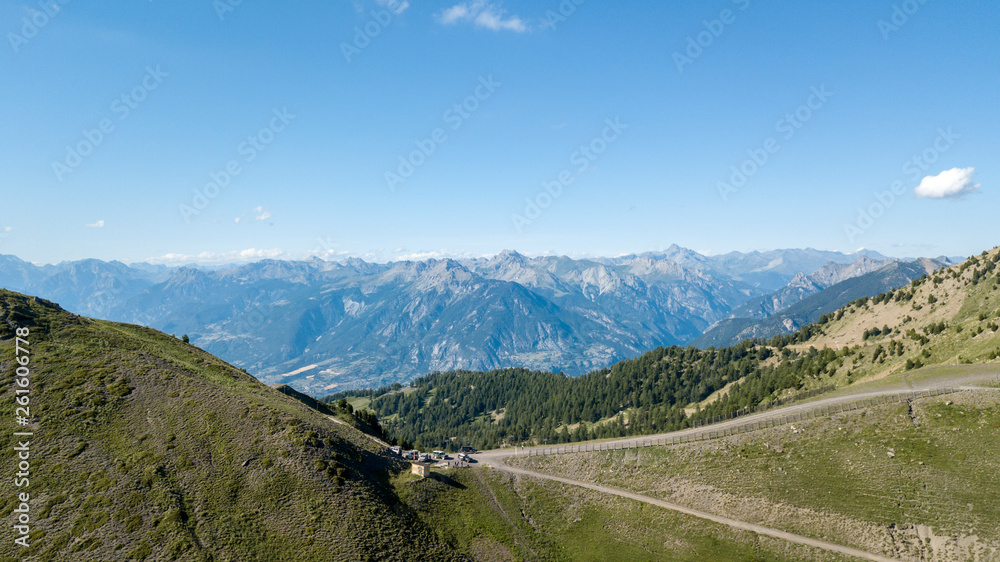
<box><xmin>688</xmin><ymin>385</ymin><xmax>836</xmax><ymax>430</ymax></box>
<box><xmin>525</xmin><ymin>386</ymin><xmax>969</xmax><ymax>458</ymax></box>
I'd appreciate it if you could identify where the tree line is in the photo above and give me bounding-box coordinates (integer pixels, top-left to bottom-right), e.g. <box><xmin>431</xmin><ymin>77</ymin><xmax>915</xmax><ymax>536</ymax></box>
<box><xmin>328</xmin><ymin>339</ymin><xmax>842</xmax><ymax>451</ymax></box>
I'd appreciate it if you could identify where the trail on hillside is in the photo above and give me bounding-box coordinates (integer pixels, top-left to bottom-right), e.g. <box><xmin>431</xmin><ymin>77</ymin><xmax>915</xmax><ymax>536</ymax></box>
<box><xmin>472</xmin><ymin>373</ymin><xmax>999</xmax><ymax>561</ymax></box>
<box><xmin>494</xmin><ymin>462</ymin><xmax>896</xmax><ymax>562</ymax></box>
<box><xmin>477</xmin><ymin>372</ymin><xmax>999</xmax><ymax>461</ymax></box>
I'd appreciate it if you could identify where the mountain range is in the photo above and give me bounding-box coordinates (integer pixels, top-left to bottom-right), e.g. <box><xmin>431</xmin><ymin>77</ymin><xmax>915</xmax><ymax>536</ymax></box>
<box><xmin>0</xmin><ymin>246</ymin><xmax>952</xmax><ymax>394</ymax></box>
<box><xmin>690</xmin><ymin>257</ymin><xmax>947</xmax><ymax>349</ymax></box>
<box><xmin>356</xmin><ymin>246</ymin><xmax>1000</xmax><ymax>454</ymax></box>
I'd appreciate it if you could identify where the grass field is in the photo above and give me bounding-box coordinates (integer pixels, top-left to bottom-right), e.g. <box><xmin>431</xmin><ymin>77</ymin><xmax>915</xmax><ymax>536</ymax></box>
<box><xmin>346</xmin><ymin>396</ymin><xmax>372</xmax><ymax>412</ymax></box>
<box><xmin>511</xmin><ymin>389</ymin><xmax>1000</xmax><ymax>561</ymax></box>
<box><xmin>394</xmin><ymin>466</ymin><xmax>850</xmax><ymax>561</ymax></box>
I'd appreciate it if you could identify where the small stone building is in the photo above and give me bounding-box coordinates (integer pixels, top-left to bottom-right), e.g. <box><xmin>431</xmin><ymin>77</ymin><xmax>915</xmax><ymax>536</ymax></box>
<box><xmin>411</xmin><ymin>461</ymin><xmax>432</xmax><ymax>478</ymax></box>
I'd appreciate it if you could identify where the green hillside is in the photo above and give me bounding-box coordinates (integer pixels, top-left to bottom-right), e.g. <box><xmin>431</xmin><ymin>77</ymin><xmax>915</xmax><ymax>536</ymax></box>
<box><xmin>394</xmin><ymin>466</ymin><xmax>846</xmax><ymax>561</ymax></box>
<box><xmin>509</xmin><ymin>388</ymin><xmax>1000</xmax><ymax>560</ymax></box>
<box><xmin>782</xmin><ymin>246</ymin><xmax>1000</xmax><ymax>387</ymax></box>
<box><xmin>0</xmin><ymin>290</ymin><xmax>458</xmax><ymax>561</ymax></box>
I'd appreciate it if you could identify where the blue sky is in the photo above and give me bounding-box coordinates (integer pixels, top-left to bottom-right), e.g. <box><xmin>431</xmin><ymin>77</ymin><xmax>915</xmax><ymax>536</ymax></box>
<box><xmin>1</xmin><ymin>0</ymin><xmax>997</xmax><ymax>265</ymax></box>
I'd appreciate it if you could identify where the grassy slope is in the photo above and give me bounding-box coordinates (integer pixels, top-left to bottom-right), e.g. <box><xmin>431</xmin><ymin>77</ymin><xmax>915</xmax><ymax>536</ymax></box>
<box><xmin>511</xmin><ymin>390</ymin><xmax>1000</xmax><ymax>560</ymax></box>
<box><xmin>393</xmin><ymin>466</ymin><xmax>848</xmax><ymax>561</ymax></box>
<box><xmin>785</xmin><ymin>246</ymin><xmax>1000</xmax><ymax>391</ymax></box>
<box><xmin>0</xmin><ymin>290</ymin><xmax>458</xmax><ymax>561</ymax></box>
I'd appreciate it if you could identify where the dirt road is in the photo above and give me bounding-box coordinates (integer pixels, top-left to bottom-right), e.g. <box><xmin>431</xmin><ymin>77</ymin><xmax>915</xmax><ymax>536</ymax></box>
<box><xmin>476</xmin><ymin>372</ymin><xmax>998</xmax><ymax>463</ymax></box>
<box><xmin>496</xmin><ymin>462</ymin><xmax>897</xmax><ymax>561</ymax></box>
<box><xmin>471</xmin><ymin>372</ymin><xmax>998</xmax><ymax>561</ymax></box>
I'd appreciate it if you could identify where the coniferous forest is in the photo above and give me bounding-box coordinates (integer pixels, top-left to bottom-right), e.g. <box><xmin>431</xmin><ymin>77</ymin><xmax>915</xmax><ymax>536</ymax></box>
<box><xmin>329</xmin><ymin>336</ymin><xmax>848</xmax><ymax>451</ymax></box>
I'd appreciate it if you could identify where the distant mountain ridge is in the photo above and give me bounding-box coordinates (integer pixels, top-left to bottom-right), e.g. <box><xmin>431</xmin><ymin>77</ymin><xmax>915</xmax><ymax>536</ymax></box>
<box><xmin>691</xmin><ymin>258</ymin><xmax>949</xmax><ymax>349</ymax></box>
<box><xmin>0</xmin><ymin>247</ymin><xmax>928</xmax><ymax>394</ymax></box>
<box><xmin>719</xmin><ymin>256</ymin><xmax>894</xmax><ymax>322</ymax></box>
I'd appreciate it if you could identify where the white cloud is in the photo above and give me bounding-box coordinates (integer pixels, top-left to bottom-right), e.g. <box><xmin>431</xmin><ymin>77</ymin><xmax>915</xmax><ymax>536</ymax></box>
<box><xmin>438</xmin><ymin>1</ymin><xmax>528</xmax><ymax>32</ymax></box>
<box><xmin>396</xmin><ymin>251</ymin><xmax>453</xmax><ymax>261</ymax></box>
<box><xmin>304</xmin><ymin>249</ymin><xmax>351</xmax><ymax>261</ymax></box>
<box><xmin>235</xmin><ymin>207</ymin><xmax>273</xmax><ymax>223</ymax></box>
<box><xmin>144</xmin><ymin>248</ymin><xmax>286</xmax><ymax>266</ymax></box>
<box><xmin>440</xmin><ymin>5</ymin><xmax>467</xmax><ymax>23</ymax></box>
<box><xmin>393</xmin><ymin>249</ymin><xmax>484</xmax><ymax>261</ymax></box>
<box><xmin>2</xmin><ymin>226</ymin><xmax>12</xmax><ymax>233</ymax></box>
<box><xmin>376</xmin><ymin>0</ymin><xmax>409</xmax><ymax>14</ymax></box>
<box><xmin>86</xmin><ymin>220</ymin><xmax>105</xmax><ymax>228</ymax></box>
<box><xmin>475</xmin><ymin>9</ymin><xmax>526</xmax><ymax>32</ymax></box>
<box><xmin>915</xmin><ymin>167</ymin><xmax>981</xmax><ymax>199</ymax></box>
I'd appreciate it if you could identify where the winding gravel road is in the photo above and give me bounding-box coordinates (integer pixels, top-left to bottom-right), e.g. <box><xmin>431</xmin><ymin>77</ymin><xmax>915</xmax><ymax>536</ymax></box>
<box><xmin>471</xmin><ymin>372</ymin><xmax>998</xmax><ymax>561</ymax></box>
<box><xmin>497</xmin><ymin>462</ymin><xmax>896</xmax><ymax>561</ymax></box>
